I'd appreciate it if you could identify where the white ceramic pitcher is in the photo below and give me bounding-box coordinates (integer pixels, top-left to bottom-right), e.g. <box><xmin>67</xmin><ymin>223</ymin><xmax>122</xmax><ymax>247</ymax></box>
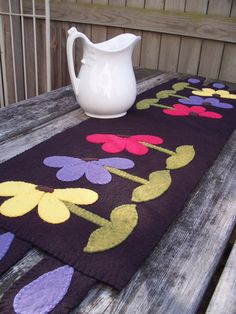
<box><xmin>67</xmin><ymin>27</ymin><xmax>141</xmax><ymax>118</ymax></box>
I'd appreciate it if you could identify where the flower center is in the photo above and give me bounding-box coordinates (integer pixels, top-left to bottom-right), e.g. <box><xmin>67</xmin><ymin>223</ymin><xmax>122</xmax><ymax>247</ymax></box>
<box><xmin>189</xmin><ymin>112</ymin><xmax>199</xmax><ymax>116</ymax></box>
<box><xmin>202</xmin><ymin>102</ymin><xmax>212</xmax><ymax>106</ymax></box>
<box><xmin>212</xmin><ymin>93</ymin><xmax>221</xmax><ymax>98</ymax></box>
<box><xmin>36</xmin><ymin>185</ymin><xmax>54</xmax><ymax>193</ymax></box>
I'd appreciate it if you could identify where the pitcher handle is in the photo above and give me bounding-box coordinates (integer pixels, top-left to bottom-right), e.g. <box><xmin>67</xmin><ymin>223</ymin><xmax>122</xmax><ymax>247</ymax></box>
<box><xmin>67</xmin><ymin>27</ymin><xmax>86</xmax><ymax>97</ymax></box>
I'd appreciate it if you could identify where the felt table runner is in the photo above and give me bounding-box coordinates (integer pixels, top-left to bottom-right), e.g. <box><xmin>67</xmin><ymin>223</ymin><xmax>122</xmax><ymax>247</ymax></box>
<box><xmin>0</xmin><ymin>77</ymin><xmax>235</xmax><ymax>312</ymax></box>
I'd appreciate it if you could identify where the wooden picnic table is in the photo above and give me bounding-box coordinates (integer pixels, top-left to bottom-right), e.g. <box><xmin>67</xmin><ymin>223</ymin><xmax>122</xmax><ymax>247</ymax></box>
<box><xmin>0</xmin><ymin>69</ymin><xmax>235</xmax><ymax>314</ymax></box>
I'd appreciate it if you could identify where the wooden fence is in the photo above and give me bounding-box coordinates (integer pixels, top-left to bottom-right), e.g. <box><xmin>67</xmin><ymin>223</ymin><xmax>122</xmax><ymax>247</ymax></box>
<box><xmin>1</xmin><ymin>0</ymin><xmax>236</xmax><ymax>106</ymax></box>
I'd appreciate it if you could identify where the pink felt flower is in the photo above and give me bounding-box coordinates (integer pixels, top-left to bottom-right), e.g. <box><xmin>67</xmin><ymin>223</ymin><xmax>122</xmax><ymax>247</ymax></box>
<box><xmin>86</xmin><ymin>134</ymin><xmax>163</xmax><ymax>155</ymax></box>
<box><xmin>163</xmin><ymin>104</ymin><xmax>222</xmax><ymax>119</ymax></box>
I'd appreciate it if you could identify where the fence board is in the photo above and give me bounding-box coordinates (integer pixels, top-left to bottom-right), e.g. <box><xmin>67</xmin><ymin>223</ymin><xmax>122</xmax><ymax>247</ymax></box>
<box><xmin>198</xmin><ymin>0</ymin><xmax>232</xmax><ymax>79</ymax></box>
<box><xmin>36</xmin><ymin>19</ymin><xmax>47</xmax><ymax>94</ymax></box>
<box><xmin>50</xmin><ymin>21</ymin><xmax>62</xmax><ymax>89</ymax></box>
<box><xmin>219</xmin><ymin>2</ymin><xmax>236</xmax><ymax>83</ymax></box>
<box><xmin>11</xmin><ymin>0</ymin><xmax>24</xmax><ymax>102</ymax></box>
<box><xmin>126</xmin><ymin>0</ymin><xmax>144</xmax><ymax>67</ymax></box>
<box><xmin>0</xmin><ymin>2</ymin><xmax>15</xmax><ymax>105</ymax></box>
<box><xmin>24</xmin><ymin>18</ymin><xmax>37</xmax><ymax>98</ymax></box>
<box><xmin>159</xmin><ymin>0</ymin><xmax>185</xmax><ymax>72</ymax></box>
<box><xmin>178</xmin><ymin>0</ymin><xmax>208</xmax><ymax>75</ymax></box>
<box><xmin>23</xmin><ymin>1</ymin><xmax>236</xmax><ymax>44</ymax></box>
<box><xmin>107</xmin><ymin>0</ymin><xmax>125</xmax><ymax>39</ymax></box>
<box><xmin>140</xmin><ymin>0</ymin><xmax>164</xmax><ymax>69</ymax></box>
<box><xmin>91</xmin><ymin>0</ymin><xmax>108</xmax><ymax>44</ymax></box>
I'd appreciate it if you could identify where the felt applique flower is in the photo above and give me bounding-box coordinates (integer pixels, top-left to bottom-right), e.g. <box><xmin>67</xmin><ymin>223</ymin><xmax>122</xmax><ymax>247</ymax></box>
<box><xmin>192</xmin><ymin>88</ymin><xmax>236</xmax><ymax>99</ymax></box>
<box><xmin>187</xmin><ymin>78</ymin><xmax>201</xmax><ymax>84</ymax></box>
<box><xmin>178</xmin><ymin>96</ymin><xmax>233</xmax><ymax>109</ymax></box>
<box><xmin>0</xmin><ymin>181</ymin><xmax>98</xmax><ymax>224</ymax></box>
<box><xmin>163</xmin><ymin>104</ymin><xmax>222</xmax><ymax>119</ymax></box>
<box><xmin>86</xmin><ymin>134</ymin><xmax>163</xmax><ymax>155</ymax></box>
<box><xmin>43</xmin><ymin>156</ymin><xmax>134</xmax><ymax>184</ymax></box>
<box><xmin>212</xmin><ymin>83</ymin><xmax>225</xmax><ymax>89</ymax></box>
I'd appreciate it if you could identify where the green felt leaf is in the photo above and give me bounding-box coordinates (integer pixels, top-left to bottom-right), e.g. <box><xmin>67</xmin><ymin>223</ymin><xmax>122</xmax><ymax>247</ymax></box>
<box><xmin>132</xmin><ymin>170</ymin><xmax>172</xmax><ymax>203</ymax></box>
<box><xmin>166</xmin><ymin>145</ymin><xmax>195</xmax><ymax>170</ymax></box>
<box><xmin>156</xmin><ymin>90</ymin><xmax>176</xmax><ymax>99</ymax></box>
<box><xmin>172</xmin><ymin>82</ymin><xmax>189</xmax><ymax>91</ymax></box>
<box><xmin>84</xmin><ymin>204</ymin><xmax>138</xmax><ymax>253</ymax></box>
<box><xmin>136</xmin><ymin>98</ymin><xmax>158</xmax><ymax>110</ymax></box>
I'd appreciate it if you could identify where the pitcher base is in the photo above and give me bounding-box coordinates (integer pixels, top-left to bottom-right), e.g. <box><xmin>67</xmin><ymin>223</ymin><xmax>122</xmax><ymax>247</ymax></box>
<box><xmin>85</xmin><ymin>112</ymin><xmax>127</xmax><ymax>119</ymax></box>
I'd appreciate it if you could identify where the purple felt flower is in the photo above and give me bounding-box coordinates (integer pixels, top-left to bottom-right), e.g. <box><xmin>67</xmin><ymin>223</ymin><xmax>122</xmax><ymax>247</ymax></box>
<box><xmin>187</xmin><ymin>78</ymin><xmax>201</xmax><ymax>84</ymax></box>
<box><xmin>43</xmin><ymin>156</ymin><xmax>135</xmax><ymax>184</ymax></box>
<box><xmin>178</xmin><ymin>96</ymin><xmax>233</xmax><ymax>109</ymax></box>
<box><xmin>212</xmin><ymin>83</ymin><xmax>225</xmax><ymax>89</ymax></box>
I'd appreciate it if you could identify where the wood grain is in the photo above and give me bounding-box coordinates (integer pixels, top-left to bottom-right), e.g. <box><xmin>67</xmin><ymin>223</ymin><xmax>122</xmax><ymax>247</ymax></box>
<box><xmin>36</xmin><ymin>19</ymin><xmax>47</xmax><ymax>95</ymax></box>
<box><xmin>126</xmin><ymin>0</ymin><xmax>145</xmax><ymax>67</ymax></box>
<box><xmin>219</xmin><ymin>2</ymin><xmax>236</xmax><ymax>83</ymax></box>
<box><xmin>158</xmin><ymin>0</ymin><xmax>185</xmax><ymax>72</ymax></box>
<box><xmin>0</xmin><ymin>2</ymin><xmax>15</xmax><ymax>105</ymax></box>
<box><xmin>206</xmin><ymin>242</ymin><xmax>236</xmax><ymax>314</ymax></box>
<box><xmin>91</xmin><ymin>0</ymin><xmax>108</xmax><ymax>44</ymax></box>
<box><xmin>198</xmin><ymin>0</ymin><xmax>232</xmax><ymax>79</ymax></box>
<box><xmin>140</xmin><ymin>0</ymin><xmax>164</xmax><ymax>69</ymax></box>
<box><xmin>11</xmin><ymin>0</ymin><xmax>24</xmax><ymax>102</ymax></box>
<box><xmin>107</xmin><ymin>0</ymin><xmax>125</xmax><ymax>40</ymax></box>
<box><xmin>0</xmin><ymin>86</ymin><xmax>78</xmax><ymax>143</ymax></box>
<box><xmin>51</xmin><ymin>21</ymin><xmax>62</xmax><ymax>89</ymax></box>
<box><xmin>178</xmin><ymin>0</ymin><xmax>208</xmax><ymax>75</ymax></box>
<box><xmin>23</xmin><ymin>1</ymin><xmax>236</xmax><ymax>44</ymax></box>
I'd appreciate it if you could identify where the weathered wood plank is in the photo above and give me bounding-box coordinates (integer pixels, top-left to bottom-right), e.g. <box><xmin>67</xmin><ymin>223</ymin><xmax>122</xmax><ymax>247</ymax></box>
<box><xmin>23</xmin><ymin>0</ymin><xmax>236</xmax><ymax>44</ymax></box>
<box><xmin>158</xmin><ymin>0</ymin><xmax>184</xmax><ymax>72</ymax></box>
<box><xmin>11</xmin><ymin>0</ymin><xmax>24</xmax><ymax>102</ymax></box>
<box><xmin>91</xmin><ymin>0</ymin><xmax>108</xmax><ymax>44</ymax></box>
<box><xmin>125</xmin><ymin>0</ymin><xmax>145</xmax><ymax>67</ymax></box>
<box><xmin>140</xmin><ymin>0</ymin><xmax>163</xmax><ymax>69</ymax></box>
<box><xmin>0</xmin><ymin>2</ymin><xmax>15</xmax><ymax>105</ymax></box>
<box><xmin>198</xmin><ymin>0</ymin><xmax>232</xmax><ymax>79</ymax></box>
<box><xmin>0</xmin><ymin>86</ymin><xmax>78</xmax><ymax>143</ymax></box>
<box><xmin>36</xmin><ymin>19</ymin><xmax>47</xmax><ymax>95</ymax></box>
<box><xmin>107</xmin><ymin>0</ymin><xmax>125</xmax><ymax>40</ymax></box>
<box><xmin>219</xmin><ymin>2</ymin><xmax>236</xmax><ymax>83</ymax></box>
<box><xmin>0</xmin><ymin>249</ymin><xmax>43</xmax><ymax>300</ymax></box>
<box><xmin>206</xmin><ymin>242</ymin><xmax>236</xmax><ymax>314</ymax></box>
<box><xmin>51</xmin><ymin>20</ymin><xmax>63</xmax><ymax>89</ymax></box>
<box><xmin>178</xmin><ymin>0</ymin><xmax>208</xmax><ymax>75</ymax></box>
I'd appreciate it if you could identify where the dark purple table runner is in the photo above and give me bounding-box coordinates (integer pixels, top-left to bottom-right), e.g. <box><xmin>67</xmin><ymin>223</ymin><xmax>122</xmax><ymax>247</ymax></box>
<box><xmin>0</xmin><ymin>77</ymin><xmax>235</xmax><ymax>311</ymax></box>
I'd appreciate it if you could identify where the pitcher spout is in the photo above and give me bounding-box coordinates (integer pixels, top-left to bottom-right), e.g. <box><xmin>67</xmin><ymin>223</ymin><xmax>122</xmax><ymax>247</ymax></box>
<box><xmin>94</xmin><ymin>33</ymin><xmax>141</xmax><ymax>53</ymax></box>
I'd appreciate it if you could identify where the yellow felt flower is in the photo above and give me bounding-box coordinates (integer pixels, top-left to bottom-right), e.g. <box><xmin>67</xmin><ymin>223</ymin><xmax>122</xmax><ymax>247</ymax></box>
<box><xmin>0</xmin><ymin>181</ymin><xmax>98</xmax><ymax>224</ymax></box>
<box><xmin>192</xmin><ymin>88</ymin><xmax>236</xmax><ymax>99</ymax></box>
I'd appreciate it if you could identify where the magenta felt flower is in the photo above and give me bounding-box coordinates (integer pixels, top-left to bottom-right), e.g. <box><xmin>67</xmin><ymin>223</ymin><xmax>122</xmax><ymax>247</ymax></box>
<box><xmin>163</xmin><ymin>104</ymin><xmax>222</xmax><ymax>119</ymax></box>
<box><xmin>86</xmin><ymin>134</ymin><xmax>164</xmax><ymax>155</ymax></box>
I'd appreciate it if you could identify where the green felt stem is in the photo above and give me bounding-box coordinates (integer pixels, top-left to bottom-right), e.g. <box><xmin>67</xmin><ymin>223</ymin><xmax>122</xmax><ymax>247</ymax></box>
<box><xmin>170</xmin><ymin>94</ymin><xmax>189</xmax><ymax>100</ymax></box>
<box><xmin>151</xmin><ymin>103</ymin><xmax>174</xmax><ymax>109</ymax></box>
<box><xmin>141</xmin><ymin>142</ymin><xmax>176</xmax><ymax>156</ymax></box>
<box><xmin>185</xmin><ymin>86</ymin><xmax>200</xmax><ymax>91</ymax></box>
<box><xmin>68</xmin><ymin>204</ymin><xmax>108</xmax><ymax>227</ymax></box>
<box><xmin>105</xmin><ymin>166</ymin><xmax>149</xmax><ymax>185</ymax></box>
